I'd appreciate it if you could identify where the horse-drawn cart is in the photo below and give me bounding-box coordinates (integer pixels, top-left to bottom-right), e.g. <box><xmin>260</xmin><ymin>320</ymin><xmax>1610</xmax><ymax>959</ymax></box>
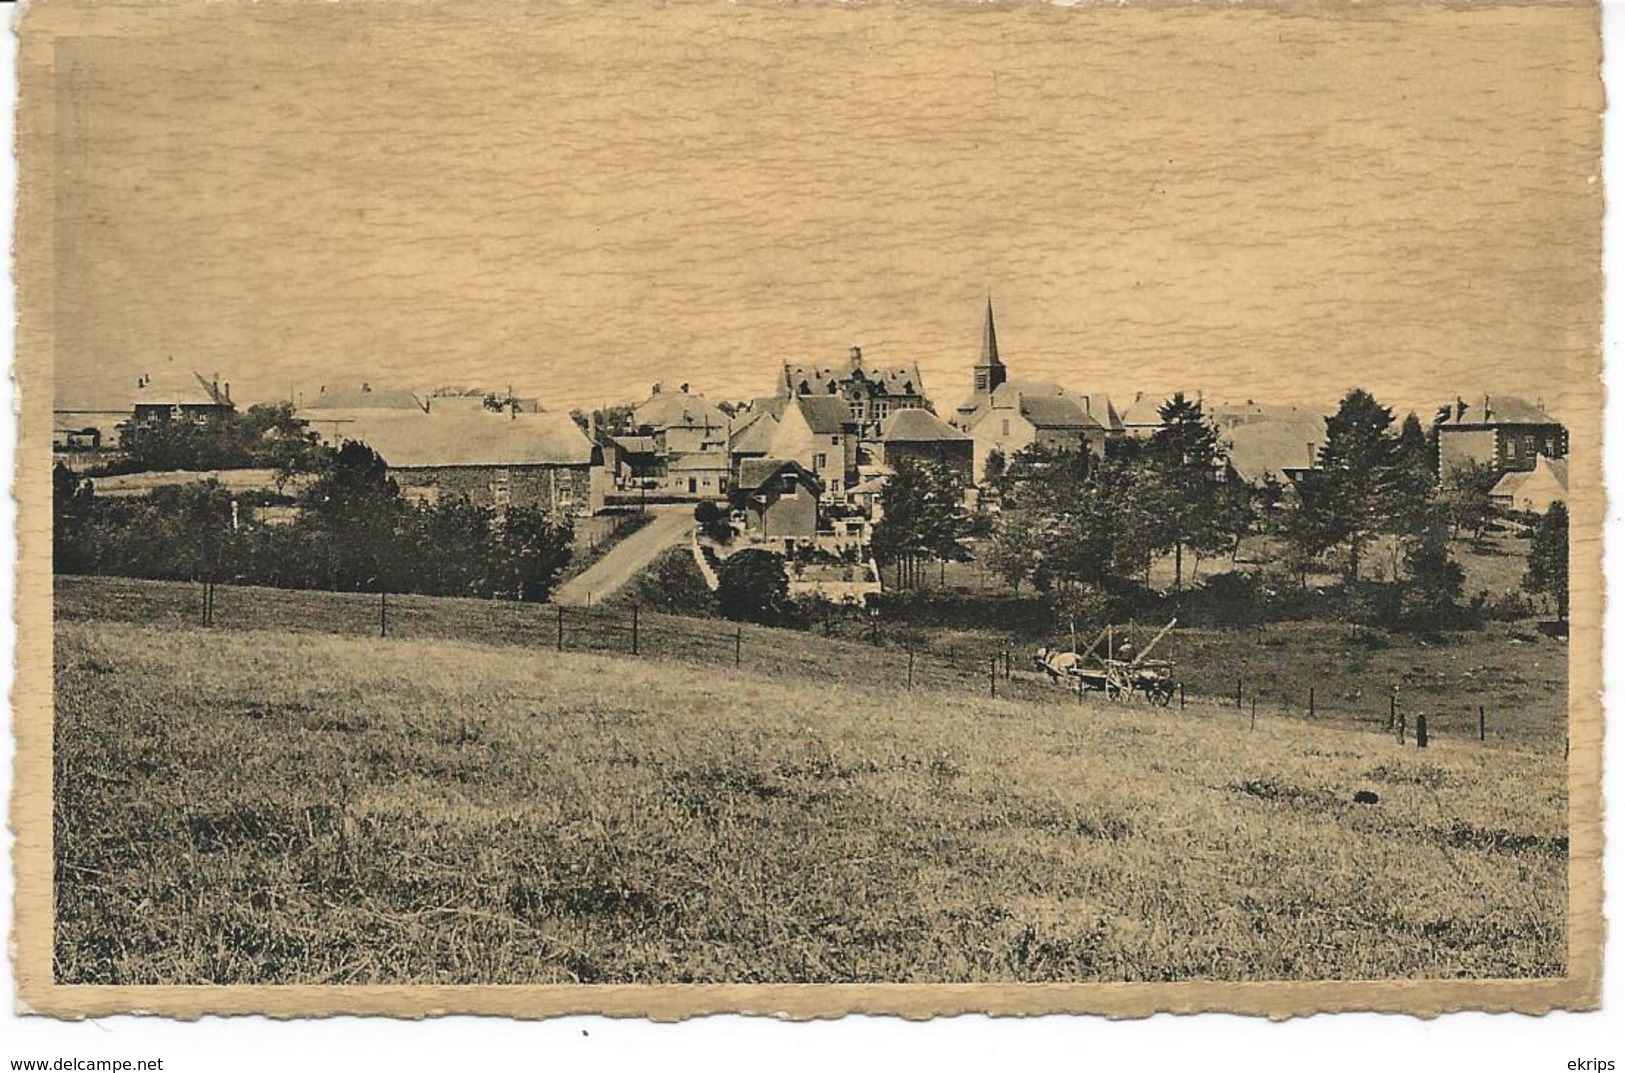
<box><xmin>1035</xmin><ymin>618</ymin><xmax>1179</xmax><ymax>706</ymax></box>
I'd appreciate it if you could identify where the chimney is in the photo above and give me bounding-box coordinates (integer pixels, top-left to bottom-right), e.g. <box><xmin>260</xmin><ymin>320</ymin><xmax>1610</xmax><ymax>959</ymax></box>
<box><xmin>1483</xmin><ymin>394</ymin><xmax>1493</xmax><ymax>422</ymax></box>
<box><xmin>849</xmin><ymin>345</ymin><xmax>863</xmax><ymax>367</ymax></box>
<box><xmin>224</xmin><ymin>382</ymin><xmax>232</xmax><ymax>405</ymax></box>
<box><xmin>651</xmin><ymin>382</ymin><xmax>662</xmax><ymax>395</ymax></box>
<box><xmin>679</xmin><ymin>382</ymin><xmax>690</xmax><ymax>394</ymax></box>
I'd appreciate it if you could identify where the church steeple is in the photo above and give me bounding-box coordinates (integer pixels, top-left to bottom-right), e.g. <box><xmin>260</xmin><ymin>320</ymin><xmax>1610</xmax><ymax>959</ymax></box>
<box><xmin>973</xmin><ymin>298</ymin><xmax>1007</xmax><ymax>397</ymax></box>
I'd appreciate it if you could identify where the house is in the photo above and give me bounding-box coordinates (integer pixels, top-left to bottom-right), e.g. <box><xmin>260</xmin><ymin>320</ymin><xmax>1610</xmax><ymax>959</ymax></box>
<box><xmin>632</xmin><ymin>387</ymin><xmax>730</xmax><ymax>454</ymax></box>
<box><xmin>319</xmin><ymin>409</ymin><xmax>594</xmax><ymax>515</ymax></box>
<box><xmin>734</xmin><ymin>458</ymin><xmax>823</xmax><ymax>542</ymax></box>
<box><xmin>301</xmin><ymin>382</ymin><xmax>430</xmax><ymax>442</ymax></box>
<box><xmin>873</xmin><ymin>408</ymin><xmax>974</xmax><ymax>480</ymax></box>
<box><xmin>778</xmin><ymin>346</ymin><xmax>929</xmax><ymax>438</ymax></box>
<box><xmin>728</xmin><ymin>410</ymin><xmax>781</xmax><ymax>468</ymax></box>
<box><xmin>1491</xmin><ymin>454</ymin><xmax>1568</xmax><ymax>514</ymax></box>
<box><xmin>1222</xmin><ymin>412</ymin><xmax>1328</xmax><ymax>486</ymax></box>
<box><xmin>126</xmin><ymin>367</ymin><xmax>236</xmax><ymax>430</ymax></box>
<box><xmin>1434</xmin><ymin>395</ymin><xmax>1568</xmax><ymax>479</ymax></box>
<box><xmin>764</xmin><ymin>394</ymin><xmax>859</xmax><ymax>500</ymax></box>
<box><xmin>965</xmin><ymin>389</ymin><xmax>1105</xmax><ymax>483</ymax></box>
<box><xmin>1110</xmin><ymin>392</ymin><xmax>1167</xmax><ymax>438</ymax></box>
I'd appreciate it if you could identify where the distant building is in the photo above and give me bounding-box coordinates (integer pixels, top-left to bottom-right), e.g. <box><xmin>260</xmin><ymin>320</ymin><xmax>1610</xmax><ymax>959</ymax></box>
<box><xmin>1221</xmin><ymin>410</ymin><xmax>1328</xmax><ymax>486</ymax></box>
<box><xmin>763</xmin><ymin>394</ymin><xmax>859</xmax><ymax>499</ymax></box>
<box><xmin>1491</xmin><ymin>454</ymin><xmax>1568</xmax><ymax>514</ymax></box>
<box><xmin>949</xmin><ymin>300</ymin><xmax>1118</xmax><ymax>480</ymax></box>
<box><xmin>734</xmin><ymin>458</ymin><xmax>823</xmax><ymax>542</ymax></box>
<box><xmin>778</xmin><ymin>346</ymin><xmax>929</xmax><ymax>439</ymax></box>
<box><xmin>126</xmin><ymin>367</ymin><xmax>236</xmax><ymax>430</ymax></box>
<box><xmin>1434</xmin><ymin>395</ymin><xmax>1567</xmax><ymax>479</ymax></box>
<box><xmin>318</xmin><ymin>409</ymin><xmax>594</xmax><ymax>515</ymax></box>
<box><xmin>872</xmin><ymin>408</ymin><xmax>974</xmax><ymax>480</ymax></box>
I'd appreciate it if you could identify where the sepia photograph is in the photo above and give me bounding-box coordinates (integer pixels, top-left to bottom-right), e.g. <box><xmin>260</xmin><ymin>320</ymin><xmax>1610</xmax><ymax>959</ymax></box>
<box><xmin>9</xmin><ymin>0</ymin><xmax>1606</xmax><ymax>1023</ymax></box>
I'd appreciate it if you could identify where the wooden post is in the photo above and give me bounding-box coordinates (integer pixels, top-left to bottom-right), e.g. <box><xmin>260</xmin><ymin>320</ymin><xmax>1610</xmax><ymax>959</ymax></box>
<box><xmin>631</xmin><ymin>603</ymin><xmax>640</xmax><ymax>655</ymax></box>
<box><xmin>1417</xmin><ymin>713</ymin><xmax>1429</xmax><ymax>749</ymax></box>
<box><xmin>989</xmin><ymin>655</ymin><xmax>997</xmax><ymax>699</ymax></box>
<box><xmin>556</xmin><ymin>605</ymin><xmax>564</xmax><ymax>652</ymax></box>
<box><xmin>734</xmin><ymin>626</ymin><xmax>742</xmax><ymax>668</ymax></box>
<box><xmin>1250</xmin><ymin>696</ymin><xmax>1257</xmax><ymax>730</ymax></box>
<box><xmin>1179</xmin><ymin>683</ymin><xmax>1186</xmax><ymax>710</ymax></box>
<box><xmin>1236</xmin><ymin>678</ymin><xmax>1243</xmax><ymax>709</ymax></box>
<box><xmin>379</xmin><ymin>591</ymin><xmax>387</xmax><ymax>638</ymax></box>
<box><xmin>1004</xmin><ymin>649</ymin><xmax>1011</xmax><ymax>681</ymax></box>
<box><xmin>907</xmin><ymin>647</ymin><xmax>915</xmax><ymax>689</ymax></box>
<box><xmin>1478</xmin><ymin>705</ymin><xmax>1486</xmax><ymax>742</ymax></box>
<box><xmin>1308</xmin><ymin>686</ymin><xmax>1315</xmax><ymax>718</ymax></box>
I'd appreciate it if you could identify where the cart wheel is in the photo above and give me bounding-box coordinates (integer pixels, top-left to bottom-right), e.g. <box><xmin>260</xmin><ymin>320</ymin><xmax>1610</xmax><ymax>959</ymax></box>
<box><xmin>1154</xmin><ymin>686</ymin><xmax>1174</xmax><ymax>707</ymax></box>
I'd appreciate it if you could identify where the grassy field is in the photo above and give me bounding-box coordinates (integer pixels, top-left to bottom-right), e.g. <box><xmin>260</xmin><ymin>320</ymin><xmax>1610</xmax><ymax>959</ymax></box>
<box><xmin>55</xmin><ymin>616</ymin><xmax>1565</xmax><ymax>984</ymax></box>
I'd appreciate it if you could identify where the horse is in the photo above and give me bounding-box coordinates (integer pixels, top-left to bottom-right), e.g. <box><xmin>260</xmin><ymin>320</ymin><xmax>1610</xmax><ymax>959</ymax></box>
<box><xmin>1033</xmin><ymin>647</ymin><xmax>1115</xmax><ymax>694</ymax></box>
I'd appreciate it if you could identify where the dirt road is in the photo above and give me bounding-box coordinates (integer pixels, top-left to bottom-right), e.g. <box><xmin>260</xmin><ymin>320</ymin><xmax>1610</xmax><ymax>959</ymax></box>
<box><xmin>551</xmin><ymin>508</ymin><xmax>695</xmax><ymax>607</ymax></box>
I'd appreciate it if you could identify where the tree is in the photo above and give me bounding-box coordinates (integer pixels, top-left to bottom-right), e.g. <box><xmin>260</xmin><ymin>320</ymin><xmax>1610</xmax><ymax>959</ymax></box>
<box><xmin>1147</xmin><ymin>393</ymin><xmax>1230</xmax><ymax>588</ymax></box>
<box><xmin>53</xmin><ymin>463</ymin><xmax>97</xmax><ymax>574</ymax></box>
<box><xmin>300</xmin><ymin>441</ymin><xmax>404</xmax><ymax>589</ymax></box>
<box><xmin>490</xmin><ymin>506</ymin><xmax>574</xmax><ymax>601</ymax></box>
<box><xmin>1295</xmin><ymin>389</ymin><xmax>1429</xmax><ymax>583</ymax></box>
<box><xmin>716</xmin><ymin>549</ymin><xmax>791</xmax><ymax>625</ymax></box>
<box><xmin>871</xmin><ymin>457</ymin><xmax>972</xmax><ymax>589</ymax></box>
<box><xmin>1437</xmin><ymin>459</ymin><xmax>1499</xmax><ymax>543</ymax></box>
<box><xmin>635</xmin><ymin>547</ymin><xmax>716</xmax><ymax>616</ymax></box>
<box><xmin>1523</xmin><ymin>501</ymin><xmax>1569</xmax><ymax>621</ymax></box>
<box><xmin>1401</xmin><ymin>524</ymin><xmax>1466</xmax><ymax>630</ymax></box>
<box><xmin>694</xmin><ymin>500</ymin><xmax>733</xmax><ymax>544</ymax></box>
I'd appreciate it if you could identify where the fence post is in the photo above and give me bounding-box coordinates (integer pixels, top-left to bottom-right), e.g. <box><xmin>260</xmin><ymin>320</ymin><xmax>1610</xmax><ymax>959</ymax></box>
<box><xmin>379</xmin><ymin>591</ymin><xmax>387</xmax><ymax>638</ymax></box>
<box><xmin>1236</xmin><ymin>678</ymin><xmax>1243</xmax><ymax>709</ymax></box>
<box><xmin>1396</xmin><ymin>713</ymin><xmax>1406</xmax><ymax>745</ymax></box>
<box><xmin>1309</xmin><ymin>686</ymin><xmax>1315</xmax><ymax>719</ymax></box>
<box><xmin>1004</xmin><ymin>649</ymin><xmax>1011</xmax><ymax>681</ymax></box>
<box><xmin>734</xmin><ymin>626</ymin><xmax>742</xmax><ymax>668</ymax></box>
<box><xmin>907</xmin><ymin>647</ymin><xmax>915</xmax><ymax>690</ymax></box>
<box><xmin>556</xmin><ymin>605</ymin><xmax>564</xmax><ymax>652</ymax></box>
<box><xmin>1389</xmin><ymin>692</ymin><xmax>1397</xmax><ymax>731</ymax></box>
<box><xmin>631</xmin><ymin>603</ymin><xmax>640</xmax><ymax>656</ymax></box>
<box><xmin>989</xmin><ymin>655</ymin><xmax>997</xmax><ymax>699</ymax></box>
<box><xmin>1250</xmin><ymin>696</ymin><xmax>1257</xmax><ymax>731</ymax></box>
<box><xmin>1179</xmin><ymin>683</ymin><xmax>1185</xmax><ymax>710</ymax></box>
<box><xmin>1417</xmin><ymin>713</ymin><xmax>1429</xmax><ymax>749</ymax></box>
<box><xmin>1478</xmin><ymin>705</ymin><xmax>1486</xmax><ymax>742</ymax></box>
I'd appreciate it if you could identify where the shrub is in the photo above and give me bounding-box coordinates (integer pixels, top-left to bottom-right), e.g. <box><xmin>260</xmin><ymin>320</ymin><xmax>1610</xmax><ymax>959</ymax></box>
<box><xmin>716</xmin><ymin>549</ymin><xmax>791</xmax><ymax>626</ymax></box>
<box><xmin>635</xmin><ymin>548</ymin><xmax>716</xmax><ymax>617</ymax></box>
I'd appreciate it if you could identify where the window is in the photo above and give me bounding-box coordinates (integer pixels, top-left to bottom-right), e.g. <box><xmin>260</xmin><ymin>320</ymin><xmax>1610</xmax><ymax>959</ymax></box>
<box><xmin>1001</xmin><ymin>419</ymin><xmax>1011</xmax><ymax>436</ymax></box>
<box><xmin>814</xmin><ymin>452</ymin><xmax>827</xmax><ymax>470</ymax></box>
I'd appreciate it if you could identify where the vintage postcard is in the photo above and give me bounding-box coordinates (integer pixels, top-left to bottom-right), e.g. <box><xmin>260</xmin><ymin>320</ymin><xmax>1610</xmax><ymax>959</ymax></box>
<box><xmin>12</xmin><ymin>0</ymin><xmax>1603</xmax><ymax>1018</ymax></box>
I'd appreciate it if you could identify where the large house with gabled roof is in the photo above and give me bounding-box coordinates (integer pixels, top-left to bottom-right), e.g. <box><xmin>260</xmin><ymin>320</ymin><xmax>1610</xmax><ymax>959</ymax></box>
<box><xmin>1433</xmin><ymin>395</ymin><xmax>1568</xmax><ymax>479</ymax></box>
<box><xmin>778</xmin><ymin>345</ymin><xmax>930</xmax><ymax>439</ymax></box>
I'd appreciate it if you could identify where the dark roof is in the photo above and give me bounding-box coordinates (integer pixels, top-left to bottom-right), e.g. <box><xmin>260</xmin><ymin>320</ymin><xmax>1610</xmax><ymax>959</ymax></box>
<box><xmin>610</xmin><ymin>435</ymin><xmax>660</xmax><ymax>455</ymax></box>
<box><xmin>1437</xmin><ymin>395</ymin><xmax>1560</xmax><ymax>427</ymax></box>
<box><xmin>793</xmin><ymin>395</ymin><xmax>851</xmax><ymax>436</ymax></box>
<box><xmin>736</xmin><ymin>457</ymin><xmax>823</xmax><ymax>493</ymax></box>
<box><xmin>780</xmin><ymin>357</ymin><xmax>927</xmax><ymax>400</ymax></box>
<box><xmin>633</xmin><ymin>391</ymin><xmax>729</xmax><ymax>432</ymax></box>
<box><xmin>1224</xmin><ymin>416</ymin><xmax>1327</xmax><ymax>484</ymax></box>
<box><xmin>879</xmin><ymin>408</ymin><xmax>971</xmax><ymax>443</ymax></box>
<box><xmin>980</xmin><ymin>299</ymin><xmax>1002</xmax><ymax>367</ymax></box>
<box><xmin>1018</xmin><ymin>394</ymin><xmax>1098</xmax><ymax>431</ymax></box>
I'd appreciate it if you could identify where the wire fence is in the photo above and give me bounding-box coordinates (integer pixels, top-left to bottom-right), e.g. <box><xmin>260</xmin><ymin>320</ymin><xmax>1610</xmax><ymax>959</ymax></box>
<box><xmin>54</xmin><ymin>574</ymin><xmax>1552</xmax><ymax>752</ymax></box>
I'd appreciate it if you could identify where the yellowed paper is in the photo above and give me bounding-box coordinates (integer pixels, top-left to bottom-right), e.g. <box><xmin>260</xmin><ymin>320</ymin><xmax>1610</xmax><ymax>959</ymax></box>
<box><xmin>14</xmin><ymin>0</ymin><xmax>1603</xmax><ymax>1018</ymax></box>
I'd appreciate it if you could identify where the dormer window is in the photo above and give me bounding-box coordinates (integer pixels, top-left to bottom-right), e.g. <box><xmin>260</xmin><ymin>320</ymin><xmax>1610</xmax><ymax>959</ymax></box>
<box><xmin>798</xmin><ymin>381</ymin><xmax>811</xmax><ymax>395</ymax></box>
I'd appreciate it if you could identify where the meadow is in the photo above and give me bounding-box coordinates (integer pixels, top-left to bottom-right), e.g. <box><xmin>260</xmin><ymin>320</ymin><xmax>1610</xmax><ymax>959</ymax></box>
<box><xmin>55</xmin><ymin>610</ymin><xmax>1566</xmax><ymax>984</ymax></box>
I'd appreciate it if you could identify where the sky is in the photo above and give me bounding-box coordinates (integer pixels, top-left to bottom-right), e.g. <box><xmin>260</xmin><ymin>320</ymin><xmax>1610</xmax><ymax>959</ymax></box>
<box><xmin>46</xmin><ymin>1</ymin><xmax>1601</xmax><ymax>425</ymax></box>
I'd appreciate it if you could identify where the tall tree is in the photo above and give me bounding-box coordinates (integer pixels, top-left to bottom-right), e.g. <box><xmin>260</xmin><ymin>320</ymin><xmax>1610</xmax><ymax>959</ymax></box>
<box><xmin>1147</xmin><ymin>393</ymin><xmax>1230</xmax><ymax>588</ymax></box>
<box><xmin>1297</xmin><ymin>389</ymin><xmax>1427</xmax><ymax>582</ymax></box>
<box><xmin>871</xmin><ymin>457</ymin><xmax>972</xmax><ymax>589</ymax></box>
<box><xmin>1437</xmin><ymin>459</ymin><xmax>1499</xmax><ymax>543</ymax></box>
<box><xmin>1523</xmin><ymin>501</ymin><xmax>1569</xmax><ymax>621</ymax></box>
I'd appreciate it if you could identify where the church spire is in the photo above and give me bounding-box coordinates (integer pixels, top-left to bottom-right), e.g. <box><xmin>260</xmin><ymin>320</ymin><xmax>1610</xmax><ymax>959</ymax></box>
<box><xmin>981</xmin><ymin>297</ymin><xmax>1002</xmax><ymax>366</ymax></box>
<box><xmin>973</xmin><ymin>297</ymin><xmax>1008</xmax><ymax>398</ymax></box>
